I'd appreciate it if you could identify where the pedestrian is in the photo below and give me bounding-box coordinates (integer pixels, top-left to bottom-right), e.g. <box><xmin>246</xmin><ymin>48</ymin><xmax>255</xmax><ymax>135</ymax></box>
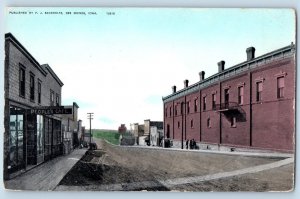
<box><xmin>189</xmin><ymin>138</ymin><xmax>193</xmax><ymax>149</ymax></box>
<box><xmin>186</xmin><ymin>139</ymin><xmax>189</xmax><ymax>149</ymax></box>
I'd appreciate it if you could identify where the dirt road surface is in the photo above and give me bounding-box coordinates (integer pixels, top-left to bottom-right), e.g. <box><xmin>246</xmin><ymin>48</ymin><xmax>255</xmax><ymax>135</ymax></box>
<box><xmin>56</xmin><ymin>139</ymin><xmax>294</xmax><ymax>191</ymax></box>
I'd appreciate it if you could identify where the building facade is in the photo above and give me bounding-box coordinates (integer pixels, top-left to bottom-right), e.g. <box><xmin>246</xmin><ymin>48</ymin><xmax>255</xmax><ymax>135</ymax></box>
<box><xmin>4</xmin><ymin>33</ymin><xmax>65</xmax><ymax>179</ymax></box>
<box><xmin>163</xmin><ymin>44</ymin><xmax>295</xmax><ymax>152</ymax></box>
<box><xmin>61</xmin><ymin>102</ymin><xmax>81</xmax><ymax>153</ymax></box>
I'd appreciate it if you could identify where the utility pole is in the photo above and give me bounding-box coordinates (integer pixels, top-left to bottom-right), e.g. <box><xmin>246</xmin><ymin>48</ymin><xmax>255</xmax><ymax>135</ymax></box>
<box><xmin>87</xmin><ymin>113</ymin><xmax>94</xmax><ymax>143</ymax></box>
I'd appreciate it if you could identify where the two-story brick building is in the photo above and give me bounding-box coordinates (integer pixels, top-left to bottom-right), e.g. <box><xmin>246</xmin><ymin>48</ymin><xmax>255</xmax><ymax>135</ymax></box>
<box><xmin>4</xmin><ymin>33</ymin><xmax>68</xmax><ymax>179</ymax></box>
<box><xmin>163</xmin><ymin>44</ymin><xmax>295</xmax><ymax>152</ymax></box>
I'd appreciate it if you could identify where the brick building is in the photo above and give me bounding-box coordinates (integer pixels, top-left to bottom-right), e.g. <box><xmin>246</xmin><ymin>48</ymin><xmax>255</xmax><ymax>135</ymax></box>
<box><xmin>4</xmin><ymin>33</ymin><xmax>76</xmax><ymax>179</ymax></box>
<box><xmin>163</xmin><ymin>44</ymin><xmax>295</xmax><ymax>152</ymax></box>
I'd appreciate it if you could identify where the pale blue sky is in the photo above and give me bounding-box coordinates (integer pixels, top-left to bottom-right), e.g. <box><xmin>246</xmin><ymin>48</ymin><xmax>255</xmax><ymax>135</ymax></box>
<box><xmin>5</xmin><ymin>8</ymin><xmax>295</xmax><ymax>129</ymax></box>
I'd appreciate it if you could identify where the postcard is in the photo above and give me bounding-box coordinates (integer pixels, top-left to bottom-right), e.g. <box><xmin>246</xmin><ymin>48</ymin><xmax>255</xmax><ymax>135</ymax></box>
<box><xmin>3</xmin><ymin>7</ymin><xmax>295</xmax><ymax>192</ymax></box>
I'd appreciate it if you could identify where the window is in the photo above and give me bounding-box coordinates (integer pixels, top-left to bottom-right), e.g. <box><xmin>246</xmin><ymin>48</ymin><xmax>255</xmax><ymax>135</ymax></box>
<box><xmin>203</xmin><ymin>96</ymin><xmax>206</xmax><ymax>111</ymax></box>
<box><xmin>194</xmin><ymin>99</ymin><xmax>198</xmax><ymax>112</ymax></box>
<box><xmin>181</xmin><ymin>102</ymin><xmax>184</xmax><ymax>115</ymax></box>
<box><xmin>19</xmin><ymin>67</ymin><xmax>25</xmax><ymax>97</ymax></box>
<box><xmin>50</xmin><ymin>90</ymin><xmax>54</xmax><ymax>106</ymax></box>
<box><xmin>38</xmin><ymin>81</ymin><xmax>41</xmax><ymax>104</ymax></box>
<box><xmin>187</xmin><ymin>101</ymin><xmax>190</xmax><ymax>114</ymax></box>
<box><xmin>224</xmin><ymin>89</ymin><xmax>229</xmax><ymax>107</ymax></box>
<box><xmin>56</xmin><ymin>94</ymin><xmax>60</xmax><ymax>106</ymax></box>
<box><xmin>191</xmin><ymin>119</ymin><xmax>194</xmax><ymax>128</ymax></box>
<box><xmin>30</xmin><ymin>74</ymin><xmax>35</xmax><ymax>101</ymax></box>
<box><xmin>178</xmin><ymin>121</ymin><xmax>180</xmax><ymax>128</ymax></box>
<box><xmin>165</xmin><ymin>108</ymin><xmax>167</xmax><ymax>117</ymax></box>
<box><xmin>238</xmin><ymin>86</ymin><xmax>244</xmax><ymax>105</ymax></box>
<box><xmin>207</xmin><ymin>118</ymin><xmax>211</xmax><ymax>128</ymax></box>
<box><xmin>175</xmin><ymin>105</ymin><xmax>178</xmax><ymax>116</ymax></box>
<box><xmin>256</xmin><ymin>82</ymin><xmax>263</xmax><ymax>102</ymax></box>
<box><xmin>169</xmin><ymin>107</ymin><xmax>172</xmax><ymax>117</ymax></box>
<box><xmin>277</xmin><ymin>77</ymin><xmax>284</xmax><ymax>98</ymax></box>
<box><xmin>231</xmin><ymin>117</ymin><xmax>236</xmax><ymax>127</ymax></box>
<box><xmin>212</xmin><ymin>94</ymin><xmax>216</xmax><ymax>110</ymax></box>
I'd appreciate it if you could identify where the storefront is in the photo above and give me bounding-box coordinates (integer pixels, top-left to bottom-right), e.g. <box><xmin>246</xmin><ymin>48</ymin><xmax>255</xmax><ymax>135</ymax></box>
<box><xmin>8</xmin><ymin>106</ymin><xmax>63</xmax><ymax>177</ymax></box>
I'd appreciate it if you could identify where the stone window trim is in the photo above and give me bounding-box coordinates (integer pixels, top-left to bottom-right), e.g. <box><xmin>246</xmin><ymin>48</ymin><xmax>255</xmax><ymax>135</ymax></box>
<box><xmin>223</xmin><ymin>85</ymin><xmax>231</xmax><ymax>90</ymax></box>
<box><xmin>274</xmin><ymin>71</ymin><xmax>287</xmax><ymax>78</ymax></box>
<box><xmin>255</xmin><ymin>77</ymin><xmax>265</xmax><ymax>83</ymax></box>
<box><xmin>211</xmin><ymin>90</ymin><xmax>217</xmax><ymax>94</ymax></box>
<box><xmin>237</xmin><ymin>82</ymin><xmax>246</xmax><ymax>87</ymax></box>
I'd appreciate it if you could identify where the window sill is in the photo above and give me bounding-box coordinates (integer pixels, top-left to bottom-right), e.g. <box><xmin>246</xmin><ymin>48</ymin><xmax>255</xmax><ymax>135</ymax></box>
<box><xmin>231</xmin><ymin>126</ymin><xmax>237</xmax><ymax>128</ymax></box>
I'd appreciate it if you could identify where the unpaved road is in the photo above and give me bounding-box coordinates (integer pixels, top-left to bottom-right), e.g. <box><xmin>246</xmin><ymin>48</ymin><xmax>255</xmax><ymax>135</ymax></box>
<box><xmin>56</xmin><ymin>139</ymin><xmax>294</xmax><ymax>191</ymax></box>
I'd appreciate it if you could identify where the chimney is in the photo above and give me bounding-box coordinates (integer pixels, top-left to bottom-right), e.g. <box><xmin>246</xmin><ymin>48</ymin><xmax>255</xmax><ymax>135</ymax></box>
<box><xmin>218</xmin><ymin>61</ymin><xmax>225</xmax><ymax>73</ymax></box>
<box><xmin>184</xmin><ymin>79</ymin><xmax>189</xmax><ymax>88</ymax></box>
<box><xmin>172</xmin><ymin>85</ymin><xmax>176</xmax><ymax>93</ymax></box>
<box><xmin>246</xmin><ymin>47</ymin><xmax>255</xmax><ymax>61</ymax></box>
<box><xmin>199</xmin><ymin>71</ymin><xmax>205</xmax><ymax>81</ymax></box>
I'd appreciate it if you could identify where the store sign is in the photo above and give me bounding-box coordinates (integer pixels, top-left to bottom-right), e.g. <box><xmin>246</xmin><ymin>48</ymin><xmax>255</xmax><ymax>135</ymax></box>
<box><xmin>30</xmin><ymin>106</ymin><xmax>72</xmax><ymax>115</ymax></box>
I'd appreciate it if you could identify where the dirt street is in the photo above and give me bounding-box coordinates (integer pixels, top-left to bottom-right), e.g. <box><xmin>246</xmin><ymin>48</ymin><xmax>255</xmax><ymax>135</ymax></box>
<box><xmin>57</xmin><ymin>139</ymin><xmax>294</xmax><ymax>191</ymax></box>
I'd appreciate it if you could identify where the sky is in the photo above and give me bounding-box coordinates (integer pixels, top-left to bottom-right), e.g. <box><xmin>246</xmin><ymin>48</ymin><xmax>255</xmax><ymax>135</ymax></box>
<box><xmin>5</xmin><ymin>8</ymin><xmax>295</xmax><ymax>130</ymax></box>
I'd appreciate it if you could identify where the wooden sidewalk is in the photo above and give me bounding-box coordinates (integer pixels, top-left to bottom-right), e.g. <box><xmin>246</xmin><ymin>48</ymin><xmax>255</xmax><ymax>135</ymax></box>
<box><xmin>4</xmin><ymin>149</ymin><xmax>87</xmax><ymax>191</ymax></box>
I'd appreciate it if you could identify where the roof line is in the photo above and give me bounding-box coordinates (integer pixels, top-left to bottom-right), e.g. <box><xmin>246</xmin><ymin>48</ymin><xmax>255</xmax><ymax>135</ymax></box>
<box><xmin>163</xmin><ymin>43</ymin><xmax>295</xmax><ymax>101</ymax></box>
<box><xmin>5</xmin><ymin>32</ymin><xmax>47</xmax><ymax>76</ymax></box>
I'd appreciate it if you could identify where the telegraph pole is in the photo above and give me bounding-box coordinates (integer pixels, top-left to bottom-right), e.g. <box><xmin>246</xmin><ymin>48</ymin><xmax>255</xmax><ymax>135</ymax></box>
<box><xmin>87</xmin><ymin>113</ymin><xmax>94</xmax><ymax>143</ymax></box>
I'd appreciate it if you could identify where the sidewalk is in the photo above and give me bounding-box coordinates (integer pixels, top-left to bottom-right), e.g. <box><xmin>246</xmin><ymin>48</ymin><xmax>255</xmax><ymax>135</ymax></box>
<box><xmin>4</xmin><ymin>148</ymin><xmax>87</xmax><ymax>191</ymax></box>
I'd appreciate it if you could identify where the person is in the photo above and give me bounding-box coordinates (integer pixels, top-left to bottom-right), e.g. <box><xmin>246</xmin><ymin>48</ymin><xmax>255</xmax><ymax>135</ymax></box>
<box><xmin>186</xmin><ymin>139</ymin><xmax>189</xmax><ymax>149</ymax></box>
<box><xmin>190</xmin><ymin>139</ymin><xmax>193</xmax><ymax>149</ymax></box>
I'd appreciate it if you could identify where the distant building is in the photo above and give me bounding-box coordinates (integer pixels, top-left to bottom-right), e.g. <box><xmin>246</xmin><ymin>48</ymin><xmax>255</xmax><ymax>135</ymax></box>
<box><xmin>163</xmin><ymin>44</ymin><xmax>295</xmax><ymax>152</ymax></box>
<box><xmin>61</xmin><ymin>102</ymin><xmax>81</xmax><ymax>153</ymax></box>
<box><xmin>131</xmin><ymin>120</ymin><xmax>163</xmax><ymax>146</ymax></box>
<box><xmin>118</xmin><ymin>124</ymin><xmax>127</xmax><ymax>134</ymax></box>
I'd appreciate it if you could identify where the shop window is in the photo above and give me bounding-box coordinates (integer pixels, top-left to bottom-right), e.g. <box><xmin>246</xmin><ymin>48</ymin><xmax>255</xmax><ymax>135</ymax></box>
<box><xmin>256</xmin><ymin>82</ymin><xmax>263</xmax><ymax>102</ymax></box>
<box><xmin>277</xmin><ymin>77</ymin><xmax>285</xmax><ymax>98</ymax></box>
<box><xmin>212</xmin><ymin>94</ymin><xmax>216</xmax><ymax>110</ymax></box>
<box><xmin>30</xmin><ymin>74</ymin><xmax>35</xmax><ymax>101</ymax></box>
<box><xmin>203</xmin><ymin>96</ymin><xmax>206</xmax><ymax>111</ymax></box>
<box><xmin>238</xmin><ymin>86</ymin><xmax>244</xmax><ymax>105</ymax></box>
<box><xmin>231</xmin><ymin>117</ymin><xmax>236</xmax><ymax>127</ymax></box>
<box><xmin>38</xmin><ymin>81</ymin><xmax>41</xmax><ymax>104</ymax></box>
<box><xmin>19</xmin><ymin>67</ymin><xmax>25</xmax><ymax>97</ymax></box>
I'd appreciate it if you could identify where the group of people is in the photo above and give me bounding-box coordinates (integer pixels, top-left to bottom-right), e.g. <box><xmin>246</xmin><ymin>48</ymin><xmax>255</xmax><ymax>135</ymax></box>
<box><xmin>186</xmin><ymin>139</ymin><xmax>197</xmax><ymax>149</ymax></box>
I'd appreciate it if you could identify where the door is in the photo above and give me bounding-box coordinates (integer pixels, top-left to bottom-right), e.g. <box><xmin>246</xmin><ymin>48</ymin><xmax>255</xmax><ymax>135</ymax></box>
<box><xmin>36</xmin><ymin>115</ymin><xmax>44</xmax><ymax>164</ymax></box>
<box><xmin>166</xmin><ymin>124</ymin><xmax>170</xmax><ymax>138</ymax></box>
<box><xmin>9</xmin><ymin>107</ymin><xmax>25</xmax><ymax>173</ymax></box>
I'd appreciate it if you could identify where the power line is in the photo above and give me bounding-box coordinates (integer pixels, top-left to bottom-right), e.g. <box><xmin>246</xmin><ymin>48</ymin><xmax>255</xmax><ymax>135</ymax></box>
<box><xmin>87</xmin><ymin>113</ymin><xmax>94</xmax><ymax>144</ymax></box>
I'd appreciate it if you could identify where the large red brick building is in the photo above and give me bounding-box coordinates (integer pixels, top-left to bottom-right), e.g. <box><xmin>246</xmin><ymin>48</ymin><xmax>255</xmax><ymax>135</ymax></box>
<box><xmin>163</xmin><ymin>44</ymin><xmax>295</xmax><ymax>152</ymax></box>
